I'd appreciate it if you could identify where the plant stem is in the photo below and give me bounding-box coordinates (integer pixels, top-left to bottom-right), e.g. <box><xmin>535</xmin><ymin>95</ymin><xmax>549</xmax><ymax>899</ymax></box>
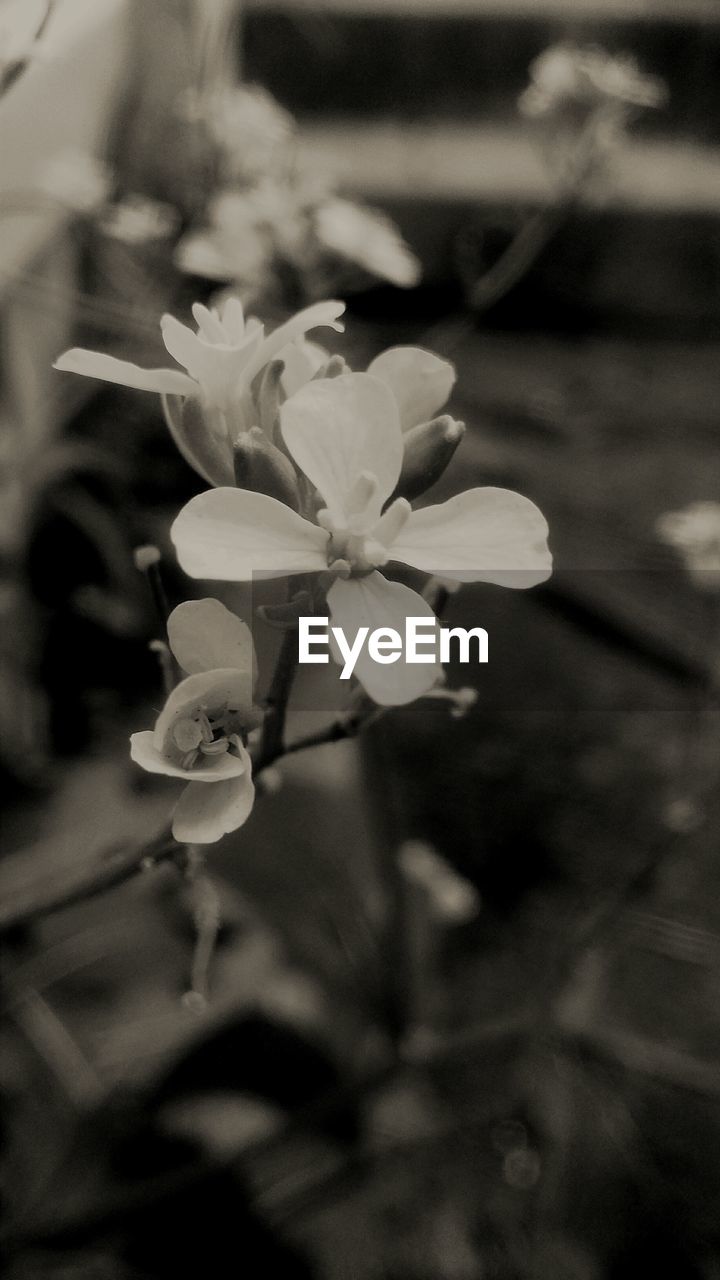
<box><xmin>0</xmin><ymin>584</ymin><xmax>454</xmax><ymax>934</ymax></box>
<box><xmin>254</xmin><ymin>625</ymin><xmax>299</xmax><ymax>771</ymax></box>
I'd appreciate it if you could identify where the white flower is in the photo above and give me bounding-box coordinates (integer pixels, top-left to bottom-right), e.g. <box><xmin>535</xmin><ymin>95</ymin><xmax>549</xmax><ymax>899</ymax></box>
<box><xmin>313</xmin><ymin>198</ymin><xmax>421</xmax><ymax>289</ymax></box>
<box><xmin>39</xmin><ymin>148</ymin><xmax>111</xmax><ymax>214</ymax></box>
<box><xmin>519</xmin><ymin>43</ymin><xmax>665</xmax><ymax>118</ymax></box>
<box><xmin>184</xmin><ymin>84</ymin><xmax>296</xmax><ymax>185</ymax></box>
<box><xmin>130</xmin><ymin>598</ymin><xmax>260</xmax><ymax>844</ymax></box>
<box><xmin>171</xmin><ymin>373</ymin><xmax>551</xmax><ymax>706</ymax></box>
<box><xmin>657</xmin><ymin>501</ymin><xmax>720</xmax><ymax>593</ymax></box>
<box><xmin>98</xmin><ymin>195</ymin><xmax>179</xmax><ymax>245</ymax></box>
<box><xmin>53</xmin><ymin>297</ymin><xmax>345</xmax><ymax>485</ymax></box>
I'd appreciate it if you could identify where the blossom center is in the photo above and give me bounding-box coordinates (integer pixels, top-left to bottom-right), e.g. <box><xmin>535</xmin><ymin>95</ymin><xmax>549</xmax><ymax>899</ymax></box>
<box><xmin>318</xmin><ymin>491</ymin><xmax>412</xmax><ymax>578</ymax></box>
<box><xmin>169</xmin><ymin>707</ymin><xmax>241</xmax><ymax>771</ymax></box>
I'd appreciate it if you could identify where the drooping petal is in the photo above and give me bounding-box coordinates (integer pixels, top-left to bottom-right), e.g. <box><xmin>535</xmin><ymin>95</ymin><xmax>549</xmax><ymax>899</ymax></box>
<box><xmin>327</xmin><ymin>572</ymin><xmax>441</xmax><ymax>705</ymax></box>
<box><xmin>241</xmin><ymin>300</ymin><xmax>345</xmax><ymax>386</ymax></box>
<box><xmin>367</xmin><ymin>347</ymin><xmax>456</xmax><ymax>431</ymax></box>
<box><xmin>130</xmin><ymin>728</ymin><xmax>246</xmax><ymax>782</ymax></box>
<box><xmin>167</xmin><ymin>598</ymin><xmax>257</xmax><ymax>690</ymax></box>
<box><xmin>390</xmin><ymin>487</ymin><xmax>552</xmax><ymax>587</ymax></box>
<box><xmin>54</xmin><ymin>349</ymin><xmax>197</xmax><ymax>397</ymax></box>
<box><xmin>162</xmin><ymin>393</ymin><xmax>235</xmax><ymax>487</ymax></box>
<box><xmin>171</xmin><ymin>487</ymin><xmax>329</xmax><ymax>582</ymax></box>
<box><xmin>153</xmin><ymin>669</ymin><xmax>257</xmax><ymax>754</ymax></box>
<box><xmin>280</xmin><ymin>373</ymin><xmax>403</xmax><ymax>524</ymax></box>
<box><xmin>172</xmin><ymin>750</ymin><xmax>255</xmax><ymax>844</ymax></box>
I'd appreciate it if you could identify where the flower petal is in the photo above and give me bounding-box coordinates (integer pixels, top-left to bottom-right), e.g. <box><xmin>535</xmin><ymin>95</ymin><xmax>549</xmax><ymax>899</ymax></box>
<box><xmin>160</xmin><ymin>314</ymin><xmax>204</xmax><ymax>376</ymax></box>
<box><xmin>172</xmin><ymin>752</ymin><xmax>255</xmax><ymax>844</ymax></box>
<box><xmin>241</xmin><ymin>300</ymin><xmax>345</xmax><ymax>385</ymax></box>
<box><xmin>130</xmin><ymin>726</ymin><xmax>246</xmax><ymax>782</ymax></box>
<box><xmin>171</xmin><ymin>487</ymin><xmax>329</xmax><ymax>581</ymax></box>
<box><xmin>279</xmin><ymin>339</ymin><xmax>328</xmax><ymax>398</ymax></box>
<box><xmin>367</xmin><ymin>347</ymin><xmax>455</xmax><ymax>431</ymax></box>
<box><xmin>218</xmin><ymin>296</ymin><xmax>248</xmax><ymax>343</ymax></box>
<box><xmin>327</xmin><ymin>572</ymin><xmax>441</xmax><ymax>705</ymax></box>
<box><xmin>167</xmin><ymin>598</ymin><xmax>257</xmax><ymax>690</ymax></box>
<box><xmin>390</xmin><ymin>487</ymin><xmax>552</xmax><ymax>587</ymax></box>
<box><xmin>161</xmin><ymin>393</ymin><xmax>235</xmax><ymax>487</ymax></box>
<box><xmin>54</xmin><ymin>349</ymin><xmax>197</xmax><ymax>397</ymax></box>
<box><xmin>314</xmin><ymin>199</ymin><xmax>421</xmax><ymax>288</ymax></box>
<box><xmin>280</xmin><ymin>372</ymin><xmax>403</xmax><ymax>523</ymax></box>
<box><xmin>153</xmin><ymin>670</ymin><xmax>256</xmax><ymax>757</ymax></box>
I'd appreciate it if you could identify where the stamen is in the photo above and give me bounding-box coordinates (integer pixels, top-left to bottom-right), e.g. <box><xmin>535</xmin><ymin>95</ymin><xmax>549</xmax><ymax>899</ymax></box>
<box><xmin>200</xmin><ymin>739</ymin><xmax>230</xmax><ymax>756</ymax></box>
<box><xmin>373</xmin><ymin>498</ymin><xmax>412</xmax><ymax>549</ymax></box>
<box><xmin>198</xmin><ymin>711</ymin><xmax>214</xmax><ymax>745</ymax></box>
<box><xmin>181</xmin><ymin>748</ymin><xmax>200</xmax><ymax>770</ymax></box>
<box><xmin>362</xmin><ymin>539</ymin><xmax>389</xmax><ymax>567</ymax></box>
<box><xmin>173</xmin><ymin>718</ymin><xmax>203</xmax><ymax>752</ymax></box>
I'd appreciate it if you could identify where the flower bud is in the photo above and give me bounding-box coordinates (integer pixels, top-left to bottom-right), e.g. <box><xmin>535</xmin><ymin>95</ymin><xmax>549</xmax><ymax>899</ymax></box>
<box><xmin>233</xmin><ymin>426</ymin><xmax>301</xmax><ymax>510</ymax></box>
<box><xmin>392</xmin><ymin>415</ymin><xmax>465</xmax><ymax>502</ymax></box>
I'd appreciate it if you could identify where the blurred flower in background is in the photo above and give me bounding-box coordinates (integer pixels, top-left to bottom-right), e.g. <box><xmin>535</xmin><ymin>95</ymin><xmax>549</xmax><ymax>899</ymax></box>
<box><xmin>657</xmin><ymin>501</ymin><xmax>720</xmax><ymax>592</ymax></box>
<box><xmin>183</xmin><ymin>82</ymin><xmax>296</xmax><ymax>187</ymax></box>
<box><xmin>519</xmin><ymin>43</ymin><xmax>667</xmax><ymax>120</ymax></box>
<box><xmin>176</xmin><ymin>79</ymin><xmax>421</xmax><ymax>303</ymax></box>
<box><xmin>38</xmin><ymin>147</ymin><xmax>112</xmax><ymax>214</ymax></box>
<box><xmin>97</xmin><ymin>194</ymin><xmax>179</xmax><ymax>246</ymax></box>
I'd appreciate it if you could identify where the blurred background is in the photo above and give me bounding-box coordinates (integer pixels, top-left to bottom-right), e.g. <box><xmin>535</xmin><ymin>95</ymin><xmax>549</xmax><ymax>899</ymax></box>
<box><xmin>2</xmin><ymin>2</ymin><xmax>720</xmax><ymax>1277</ymax></box>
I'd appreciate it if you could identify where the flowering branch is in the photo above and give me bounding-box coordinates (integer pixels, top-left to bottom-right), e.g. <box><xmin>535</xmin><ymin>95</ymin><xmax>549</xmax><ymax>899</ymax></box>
<box><xmin>0</xmin><ymin>689</ymin><xmax>384</xmax><ymax>936</ymax></box>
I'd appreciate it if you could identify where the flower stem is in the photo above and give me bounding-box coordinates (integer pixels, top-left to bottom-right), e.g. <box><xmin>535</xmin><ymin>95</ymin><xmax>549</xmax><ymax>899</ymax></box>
<box><xmin>255</xmin><ymin>625</ymin><xmax>299</xmax><ymax>771</ymax></box>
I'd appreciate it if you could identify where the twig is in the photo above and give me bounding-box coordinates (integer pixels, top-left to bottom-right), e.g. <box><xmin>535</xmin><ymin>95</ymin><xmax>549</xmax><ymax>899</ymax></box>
<box><xmin>0</xmin><ymin>827</ymin><xmax>179</xmax><ymax>936</ymax></box>
<box><xmin>182</xmin><ymin>850</ymin><xmax>221</xmax><ymax>1009</ymax></box>
<box><xmin>0</xmin><ymin>584</ymin><xmax>453</xmax><ymax>934</ymax></box>
<box><xmin>464</xmin><ymin>103</ymin><xmax>619</xmax><ymax>317</ymax></box>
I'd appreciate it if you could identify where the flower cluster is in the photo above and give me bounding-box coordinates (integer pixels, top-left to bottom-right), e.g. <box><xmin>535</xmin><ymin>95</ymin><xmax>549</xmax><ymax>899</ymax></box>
<box><xmin>55</xmin><ymin>295</ymin><xmax>552</xmax><ymax>841</ymax></box>
<box><xmin>175</xmin><ymin>82</ymin><xmax>421</xmax><ymax>301</ymax></box>
<box><xmin>55</xmin><ymin>296</ymin><xmax>345</xmax><ymax>487</ymax></box>
<box><xmin>519</xmin><ymin>44</ymin><xmax>666</xmax><ymax>120</ymax></box>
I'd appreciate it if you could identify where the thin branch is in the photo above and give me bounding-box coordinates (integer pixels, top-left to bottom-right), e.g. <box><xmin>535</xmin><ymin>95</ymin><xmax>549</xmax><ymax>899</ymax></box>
<box><xmin>466</xmin><ymin>105</ymin><xmax>619</xmax><ymax>315</ymax></box>
<box><xmin>0</xmin><ymin>583</ymin><xmax>453</xmax><ymax>935</ymax></box>
<box><xmin>0</xmin><ymin>828</ymin><xmax>179</xmax><ymax>936</ymax></box>
<box><xmin>254</xmin><ymin>625</ymin><xmax>299</xmax><ymax>771</ymax></box>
